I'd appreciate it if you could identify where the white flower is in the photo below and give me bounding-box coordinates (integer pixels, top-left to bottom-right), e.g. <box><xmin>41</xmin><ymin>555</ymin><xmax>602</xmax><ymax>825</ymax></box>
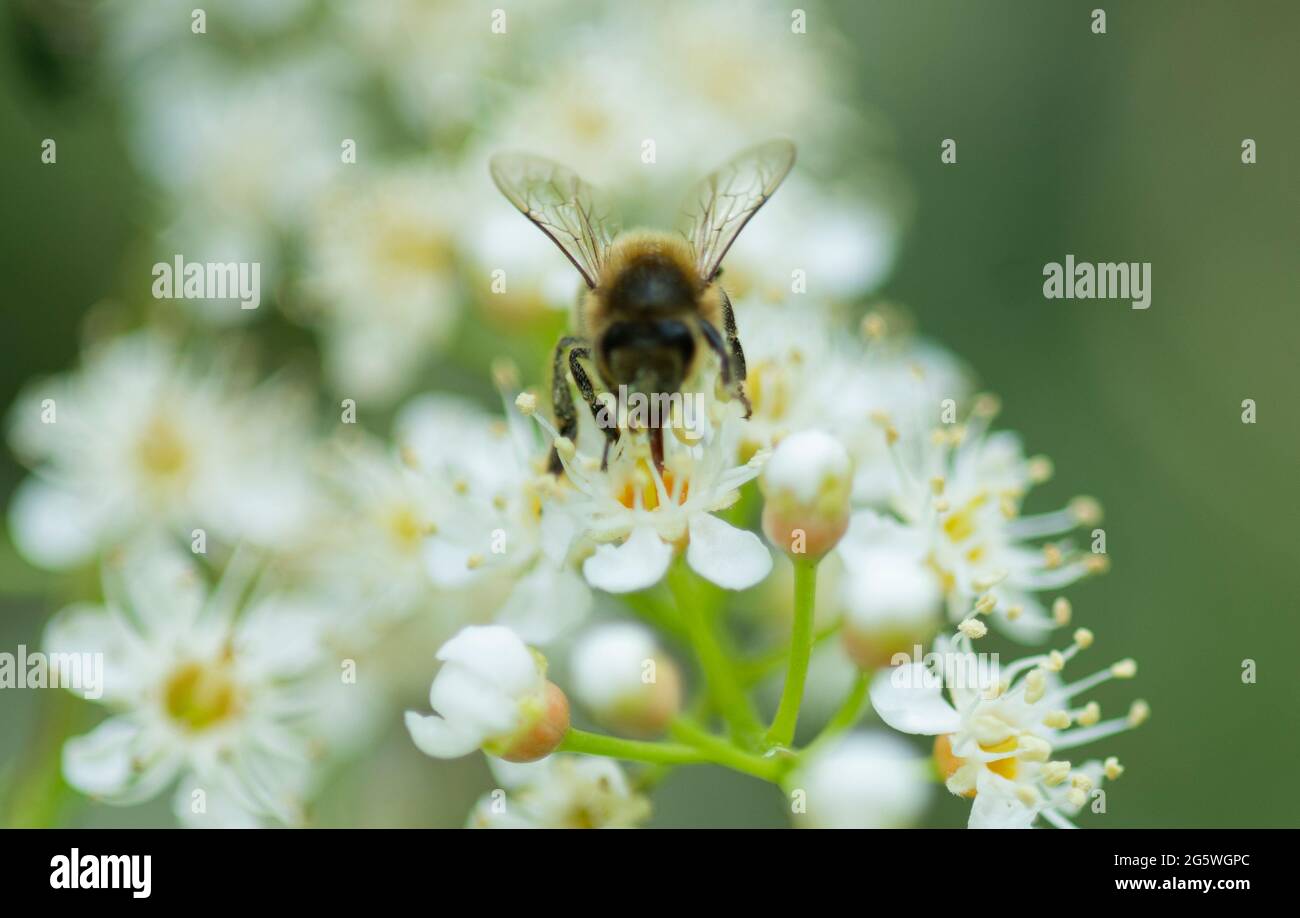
<box><xmin>302</xmin><ymin>165</ymin><xmax>465</xmax><ymax>403</ymax></box>
<box><xmin>406</xmin><ymin>625</ymin><xmax>569</xmax><ymax>763</ymax></box>
<box><xmin>569</xmin><ymin>623</ymin><xmax>682</xmax><ymax>737</ymax></box>
<box><xmin>882</xmin><ymin>400</ymin><xmax>1106</xmax><ymax>641</ymax></box>
<box><xmin>870</xmin><ymin>627</ymin><xmax>1146</xmax><ymax>828</ymax></box>
<box><xmin>531</xmin><ymin>409</ymin><xmax>772</xmax><ymax>594</ymax></box>
<box><xmin>836</xmin><ymin>510</ymin><xmax>944</xmax><ymax>668</ymax></box>
<box><xmin>760</xmin><ymin>429</ymin><xmax>853</xmax><ymax>558</ymax></box>
<box><xmin>7</xmin><ymin>333</ymin><xmax>311</xmax><ymax>570</ymax></box>
<box><xmin>787</xmin><ymin>732</ymin><xmax>931</xmax><ymax>829</ymax></box>
<box><xmin>43</xmin><ymin>545</ymin><xmax>329</xmax><ymax>827</ymax></box>
<box><xmin>467</xmin><ymin>755</ymin><xmax>651</xmax><ymax>829</ymax></box>
<box><xmin>397</xmin><ymin>393</ymin><xmax>592</xmax><ymax>644</ymax></box>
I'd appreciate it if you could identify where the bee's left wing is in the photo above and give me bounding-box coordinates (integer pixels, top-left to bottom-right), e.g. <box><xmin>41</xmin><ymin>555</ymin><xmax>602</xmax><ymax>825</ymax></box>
<box><xmin>489</xmin><ymin>153</ymin><xmax>615</xmax><ymax>289</ymax></box>
<box><xmin>681</xmin><ymin>139</ymin><xmax>796</xmax><ymax>283</ymax></box>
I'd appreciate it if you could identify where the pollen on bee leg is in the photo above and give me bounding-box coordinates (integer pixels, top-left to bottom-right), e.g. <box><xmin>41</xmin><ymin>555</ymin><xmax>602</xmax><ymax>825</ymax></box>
<box><xmin>514</xmin><ymin>392</ymin><xmax>538</xmax><ymax>416</ymax></box>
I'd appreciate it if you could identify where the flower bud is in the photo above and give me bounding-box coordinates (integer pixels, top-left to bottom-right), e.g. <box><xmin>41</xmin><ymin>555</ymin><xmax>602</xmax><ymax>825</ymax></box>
<box><xmin>406</xmin><ymin>625</ymin><xmax>570</xmax><ymax>764</ymax></box>
<box><xmin>787</xmin><ymin>732</ymin><xmax>930</xmax><ymax>828</ymax></box>
<box><xmin>760</xmin><ymin>430</ymin><xmax>853</xmax><ymax>559</ymax></box>
<box><xmin>570</xmin><ymin>623</ymin><xmax>682</xmax><ymax>738</ymax></box>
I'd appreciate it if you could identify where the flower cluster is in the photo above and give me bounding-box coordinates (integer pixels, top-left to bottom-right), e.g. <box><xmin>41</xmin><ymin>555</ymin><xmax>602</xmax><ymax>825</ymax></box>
<box><xmin>4</xmin><ymin>0</ymin><xmax>1147</xmax><ymax>829</ymax></box>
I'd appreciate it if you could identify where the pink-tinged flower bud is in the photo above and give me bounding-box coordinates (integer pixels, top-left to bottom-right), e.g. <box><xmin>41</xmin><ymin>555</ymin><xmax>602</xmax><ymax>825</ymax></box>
<box><xmin>406</xmin><ymin>625</ymin><xmax>570</xmax><ymax>763</ymax></box>
<box><xmin>570</xmin><ymin>623</ymin><xmax>682</xmax><ymax>738</ymax></box>
<box><xmin>760</xmin><ymin>430</ymin><xmax>853</xmax><ymax>560</ymax></box>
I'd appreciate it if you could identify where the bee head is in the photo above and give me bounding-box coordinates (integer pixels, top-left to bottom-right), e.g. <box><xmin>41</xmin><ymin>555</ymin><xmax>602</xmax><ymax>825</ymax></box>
<box><xmin>601</xmin><ymin>319</ymin><xmax>696</xmax><ymax>396</ymax></box>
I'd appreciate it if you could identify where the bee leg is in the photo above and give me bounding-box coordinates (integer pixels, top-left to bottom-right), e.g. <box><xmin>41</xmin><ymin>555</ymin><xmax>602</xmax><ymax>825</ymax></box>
<box><xmin>700</xmin><ymin>317</ymin><xmax>752</xmax><ymax>420</ymax></box>
<box><xmin>719</xmin><ymin>288</ymin><xmax>752</xmax><ymax>419</ymax></box>
<box><xmin>548</xmin><ymin>336</ymin><xmax>585</xmax><ymax>474</ymax></box>
<box><xmin>550</xmin><ymin>336</ymin><xmax>619</xmax><ymax>474</ymax></box>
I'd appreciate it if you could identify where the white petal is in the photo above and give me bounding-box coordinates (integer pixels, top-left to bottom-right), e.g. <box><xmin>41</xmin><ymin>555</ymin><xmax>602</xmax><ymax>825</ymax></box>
<box><xmin>686</xmin><ymin>514</ymin><xmax>772</xmax><ymax>590</ymax></box>
<box><xmin>429</xmin><ymin>665</ymin><xmax>521</xmax><ymax>737</ymax></box>
<box><xmin>968</xmin><ymin>771</ymin><xmax>1036</xmax><ymax>829</ymax></box>
<box><xmin>62</xmin><ymin>718</ymin><xmax>180</xmax><ymax>804</ymax></box>
<box><xmin>582</xmin><ymin>525</ymin><xmax>673</xmax><ymax>594</ymax></box>
<box><xmin>7</xmin><ymin>477</ymin><xmax>101</xmax><ymax>570</ymax></box>
<box><xmin>43</xmin><ymin>602</ymin><xmax>141</xmax><ymax>702</ymax></box>
<box><xmin>436</xmin><ymin>625</ymin><xmax>538</xmax><ymax>695</ymax></box>
<box><xmin>405</xmin><ymin>710</ymin><xmax>484</xmax><ymax>759</ymax></box>
<box><xmin>868</xmin><ymin>664</ymin><xmax>962</xmax><ymax>735</ymax></box>
<box><xmin>496</xmin><ymin>565</ymin><xmax>591</xmax><ymax>645</ymax></box>
<box><xmin>424</xmin><ymin>535</ymin><xmax>482</xmax><ymax>588</ymax></box>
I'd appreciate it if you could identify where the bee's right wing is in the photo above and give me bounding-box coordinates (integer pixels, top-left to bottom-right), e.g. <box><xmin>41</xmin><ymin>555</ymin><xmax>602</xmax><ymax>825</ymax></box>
<box><xmin>489</xmin><ymin>153</ymin><xmax>615</xmax><ymax>290</ymax></box>
<box><xmin>682</xmin><ymin>139</ymin><xmax>796</xmax><ymax>283</ymax></box>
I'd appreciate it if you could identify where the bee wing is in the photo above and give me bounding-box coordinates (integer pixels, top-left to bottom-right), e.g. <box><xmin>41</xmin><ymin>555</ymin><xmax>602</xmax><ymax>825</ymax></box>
<box><xmin>682</xmin><ymin>139</ymin><xmax>796</xmax><ymax>283</ymax></box>
<box><xmin>489</xmin><ymin>153</ymin><xmax>616</xmax><ymax>289</ymax></box>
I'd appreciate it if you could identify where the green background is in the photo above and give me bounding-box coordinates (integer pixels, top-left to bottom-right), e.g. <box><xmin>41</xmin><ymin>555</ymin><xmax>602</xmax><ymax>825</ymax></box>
<box><xmin>0</xmin><ymin>1</ymin><xmax>1296</xmax><ymax>828</ymax></box>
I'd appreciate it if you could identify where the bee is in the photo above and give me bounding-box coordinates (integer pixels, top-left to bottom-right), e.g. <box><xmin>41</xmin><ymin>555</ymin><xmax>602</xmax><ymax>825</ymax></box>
<box><xmin>490</xmin><ymin>139</ymin><xmax>795</xmax><ymax>474</ymax></box>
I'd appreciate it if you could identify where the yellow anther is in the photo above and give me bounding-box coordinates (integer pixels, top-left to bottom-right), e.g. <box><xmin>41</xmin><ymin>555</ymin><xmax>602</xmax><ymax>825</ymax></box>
<box><xmin>1066</xmin><ymin>788</ymin><xmax>1087</xmax><ymax>808</ymax></box>
<box><xmin>514</xmin><ymin>392</ymin><xmax>538</xmax><ymax>416</ymax></box>
<box><xmin>399</xmin><ymin>446</ymin><xmax>420</xmax><ymax>469</ymax></box>
<box><xmin>1128</xmin><ymin>700</ymin><xmax>1150</xmax><ymax>726</ymax></box>
<box><xmin>1073</xmin><ymin>627</ymin><xmax>1094</xmax><ymax>649</ymax></box>
<box><xmin>1043</xmin><ymin>544</ymin><xmax>1063</xmax><ymax>569</ymax></box>
<box><xmin>1043</xmin><ymin>710</ymin><xmax>1071</xmax><ymax>729</ymax></box>
<box><xmin>1015</xmin><ymin>785</ymin><xmax>1041</xmax><ymax>806</ymax></box>
<box><xmin>973</xmin><ymin>569</ymin><xmax>1008</xmax><ymax>592</ymax></box>
<box><xmin>1110</xmin><ymin>659</ymin><xmax>1137</xmax><ymax>679</ymax></box>
<box><xmin>861</xmin><ymin>313</ymin><xmax>887</xmax><ymax>340</ymax></box>
<box><xmin>1086</xmin><ymin>554</ymin><xmax>1110</xmax><ymax>574</ymax></box>
<box><xmin>1070</xmin><ymin>496</ymin><xmax>1103</xmax><ymax>526</ymax></box>
<box><xmin>1024</xmin><ymin>669</ymin><xmax>1047</xmax><ymax>704</ymax></box>
<box><xmin>1077</xmin><ymin>701</ymin><xmax>1101</xmax><ymax>726</ymax></box>
<box><xmin>1027</xmin><ymin>455</ymin><xmax>1054</xmax><ymax>483</ymax></box>
<box><xmin>1018</xmin><ymin>736</ymin><xmax>1051</xmax><ymax>762</ymax></box>
<box><xmin>1104</xmin><ymin>757</ymin><xmax>1125</xmax><ymax>780</ymax></box>
<box><xmin>974</xmin><ymin>393</ymin><xmax>1002</xmax><ymax>418</ymax></box>
<box><xmin>1043</xmin><ymin>761</ymin><xmax>1072</xmax><ymax>786</ymax></box>
<box><xmin>975</xmin><ymin>594</ymin><xmax>997</xmax><ymax>615</ymax></box>
<box><xmin>958</xmin><ymin>618</ymin><xmax>987</xmax><ymax>639</ymax></box>
<box><xmin>930</xmin><ymin>476</ymin><xmax>946</xmax><ymax>495</ymax></box>
<box><xmin>554</xmin><ymin>436</ymin><xmax>576</xmax><ymax>460</ymax></box>
<box><xmin>1005</xmin><ymin>604</ymin><xmax>1023</xmax><ymax>621</ymax></box>
<box><xmin>1052</xmin><ymin>597</ymin><xmax>1072</xmax><ymax>626</ymax></box>
<box><xmin>1070</xmin><ymin>773</ymin><xmax>1094</xmax><ymax>793</ymax></box>
<box><xmin>1045</xmin><ymin>650</ymin><xmax>1066</xmax><ymax>673</ymax></box>
<box><xmin>466</xmin><ymin>553</ymin><xmax>484</xmax><ymax>570</ymax></box>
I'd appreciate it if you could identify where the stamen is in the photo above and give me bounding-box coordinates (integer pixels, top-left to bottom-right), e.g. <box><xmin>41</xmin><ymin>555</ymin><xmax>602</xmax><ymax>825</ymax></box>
<box><xmin>1043</xmin><ymin>710</ymin><xmax>1071</xmax><ymax>729</ymax></box>
<box><xmin>1043</xmin><ymin>761</ymin><xmax>1071</xmax><ymax>785</ymax></box>
<box><xmin>958</xmin><ymin>618</ymin><xmax>987</xmax><ymax>639</ymax></box>
<box><xmin>1053</xmin><ymin>597</ymin><xmax>1072</xmax><ymax>625</ymax></box>
<box><xmin>1104</xmin><ymin>757</ymin><xmax>1124</xmax><ymax>780</ymax></box>
<box><xmin>514</xmin><ymin>392</ymin><xmax>538</xmax><ymax>416</ymax></box>
<box><xmin>1073</xmin><ymin>628</ymin><xmax>1094</xmax><ymax>649</ymax></box>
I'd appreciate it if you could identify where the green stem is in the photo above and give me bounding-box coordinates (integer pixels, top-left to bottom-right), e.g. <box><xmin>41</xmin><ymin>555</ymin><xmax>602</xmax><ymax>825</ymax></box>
<box><xmin>804</xmin><ymin>672</ymin><xmax>869</xmax><ymax>756</ymax></box>
<box><xmin>766</xmin><ymin>556</ymin><xmax>819</xmax><ymax>748</ymax></box>
<box><xmin>669</xmin><ymin>720</ymin><xmax>785</xmax><ymax>783</ymax></box>
<box><xmin>668</xmin><ymin>564</ymin><xmax>762</xmax><ymax>744</ymax></box>
<box><xmin>736</xmin><ymin>621</ymin><xmax>841</xmax><ymax>686</ymax></box>
<box><xmin>559</xmin><ymin>729</ymin><xmax>707</xmax><ymax>766</ymax></box>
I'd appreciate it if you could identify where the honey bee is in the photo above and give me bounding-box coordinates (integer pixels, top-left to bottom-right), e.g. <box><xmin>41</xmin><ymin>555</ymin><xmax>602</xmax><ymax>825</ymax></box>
<box><xmin>490</xmin><ymin>139</ymin><xmax>795</xmax><ymax>474</ymax></box>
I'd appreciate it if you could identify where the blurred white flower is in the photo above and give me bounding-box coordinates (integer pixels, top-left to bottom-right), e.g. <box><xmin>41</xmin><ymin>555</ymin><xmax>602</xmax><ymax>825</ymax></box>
<box><xmin>302</xmin><ymin>166</ymin><xmax>465</xmax><ymax>403</ymax></box>
<box><xmin>43</xmin><ymin>545</ymin><xmax>329</xmax><ymax>827</ymax></box>
<box><xmin>569</xmin><ymin>623</ymin><xmax>682</xmax><ymax>738</ymax></box>
<box><xmin>467</xmin><ymin>754</ymin><xmax>651</xmax><ymax>829</ymax></box>
<box><xmin>530</xmin><ymin>408</ymin><xmax>772</xmax><ymax>594</ymax></box>
<box><xmin>406</xmin><ymin>625</ymin><xmax>569</xmax><ymax>762</ymax></box>
<box><xmin>837</xmin><ymin>510</ymin><xmax>944</xmax><ymax>669</ymax></box>
<box><xmin>7</xmin><ymin>333</ymin><xmax>311</xmax><ymax>570</ymax></box>
<box><xmin>397</xmin><ymin>393</ymin><xmax>592</xmax><ymax>644</ymax></box>
<box><xmin>760</xmin><ymin>429</ymin><xmax>853</xmax><ymax>559</ymax></box>
<box><xmin>883</xmin><ymin>401</ymin><xmax>1106</xmax><ymax>641</ymax></box>
<box><xmin>870</xmin><ymin>628</ymin><xmax>1146</xmax><ymax>828</ymax></box>
<box><xmin>787</xmin><ymin>731</ymin><xmax>931</xmax><ymax>829</ymax></box>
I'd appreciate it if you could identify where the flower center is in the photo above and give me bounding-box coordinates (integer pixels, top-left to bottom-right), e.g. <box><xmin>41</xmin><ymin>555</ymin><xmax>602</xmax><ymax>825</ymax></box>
<box><xmin>934</xmin><ymin>733</ymin><xmax>1019</xmax><ymax>797</ymax></box>
<box><xmin>942</xmin><ymin>493</ymin><xmax>988</xmax><ymax>543</ymax></box>
<box><xmin>136</xmin><ymin>415</ymin><xmax>190</xmax><ymax>481</ymax></box>
<box><xmin>163</xmin><ymin>661</ymin><xmax>240</xmax><ymax>732</ymax></box>
<box><xmin>615</xmin><ymin>459</ymin><xmax>688</xmax><ymax>511</ymax></box>
<box><xmin>386</xmin><ymin>505</ymin><xmax>427</xmax><ymax>553</ymax></box>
